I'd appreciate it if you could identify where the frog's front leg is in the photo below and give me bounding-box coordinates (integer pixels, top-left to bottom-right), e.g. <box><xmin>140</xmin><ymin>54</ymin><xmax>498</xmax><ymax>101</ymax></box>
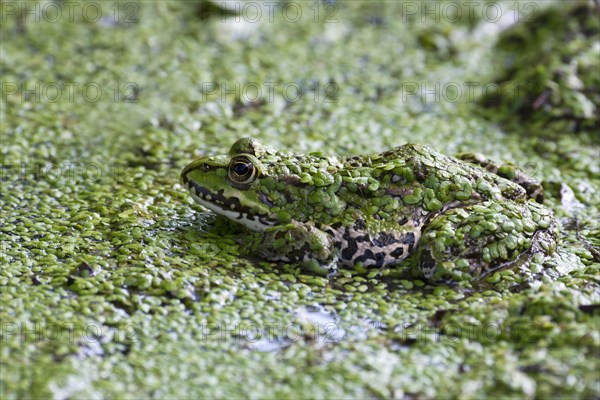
<box><xmin>247</xmin><ymin>222</ymin><xmax>336</xmax><ymax>274</ymax></box>
<box><xmin>416</xmin><ymin>200</ymin><xmax>557</xmax><ymax>282</ymax></box>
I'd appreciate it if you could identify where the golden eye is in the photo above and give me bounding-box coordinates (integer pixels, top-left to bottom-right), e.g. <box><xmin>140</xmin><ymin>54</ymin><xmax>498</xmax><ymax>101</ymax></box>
<box><xmin>228</xmin><ymin>157</ymin><xmax>257</xmax><ymax>184</ymax></box>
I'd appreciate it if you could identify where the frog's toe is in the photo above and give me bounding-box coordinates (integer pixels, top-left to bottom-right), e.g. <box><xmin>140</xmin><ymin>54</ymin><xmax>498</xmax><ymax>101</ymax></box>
<box><xmin>300</xmin><ymin>256</ymin><xmax>338</xmax><ymax>276</ymax></box>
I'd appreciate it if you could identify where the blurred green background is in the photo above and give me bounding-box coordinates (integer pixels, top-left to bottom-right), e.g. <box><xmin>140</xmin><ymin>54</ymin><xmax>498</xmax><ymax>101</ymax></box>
<box><xmin>1</xmin><ymin>1</ymin><xmax>599</xmax><ymax>398</ymax></box>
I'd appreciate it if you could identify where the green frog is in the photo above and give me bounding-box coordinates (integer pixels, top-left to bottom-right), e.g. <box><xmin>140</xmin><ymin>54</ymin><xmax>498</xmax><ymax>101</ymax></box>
<box><xmin>181</xmin><ymin>138</ymin><xmax>557</xmax><ymax>282</ymax></box>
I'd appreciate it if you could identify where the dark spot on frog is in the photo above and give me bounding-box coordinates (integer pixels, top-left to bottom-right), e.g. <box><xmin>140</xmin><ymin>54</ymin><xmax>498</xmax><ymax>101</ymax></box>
<box><xmin>390</xmin><ymin>247</ymin><xmax>405</xmax><ymax>257</ymax></box>
<box><xmin>420</xmin><ymin>250</ymin><xmax>436</xmax><ymax>273</ymax></box>
<box><xmin>296</xmin><ymin>242</ymin><xmax>312</xmax><ymax>261</ymax></box>
<box><xmin>373</xmin><ymin>233</ymin><xmax>397</xmax><ymax>247</ymax></box>
<box><xmin>354</xmin><ymin>249</ymin><xmax>385</xmax><ymax>268</ymax></box>
<box><xmin>354</xmin><ymin>219</ymin><xmax>367</xmax><ymax>230</ymax></box>
<box><xmin>356</xmin><ymin>234</ymin><xmax>370</xmax><ymax>242</ymax></box>
<box><xmin>331</xmin><ymin>221</ymin><xmax>343</xmax><ymax>230</ymax></box>
<box><xmin>259</xmin><ymin>192</ymin><xmax>273</xmax><ymax>207</ymax></box>
<box><xmin>373</xmin><ymin>252</ymin><xmax>385</xmax><ymax>267</ymax></box>
<box><xmin>401</xmin><ymin>232</ymin><xmax>416</xmax><ymax>252</ymax></box>
<box><xmin>353</xmin><ymin>250</ymin><xmax>370</xmax><ymax>264</ymax></box>
<box><xmin>341</xmin><ymin>240</ymin><xmax>358</xmax><ymax>261</ymax></box>
<box><xmin>343</xmin><ymin>226</ymin><xmax>370</xmax><ymax>244</ymax></box>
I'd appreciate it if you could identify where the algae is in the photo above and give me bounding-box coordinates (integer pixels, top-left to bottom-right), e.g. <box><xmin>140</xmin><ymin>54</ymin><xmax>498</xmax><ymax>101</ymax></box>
<box><xmin>482</xmin><ymin>1</ymin><xmax>600</xmax><ymax>133</ymax></box>
<box><xmin>1</xmin><ymin>1</ymin><xmax>599</xmax><ymax>398</ymax></box>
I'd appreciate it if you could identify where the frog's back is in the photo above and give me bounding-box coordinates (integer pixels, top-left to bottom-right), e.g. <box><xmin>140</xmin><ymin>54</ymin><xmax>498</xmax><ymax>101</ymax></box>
<box><xmin>454</xmin><ymin>152</ymin><xmax>545</xmax><ymax>203</ymax></box>
<box><xmin>378</xmin><ymin>143</ymin><xmax>542</xmax><ymax>203</ymax></box>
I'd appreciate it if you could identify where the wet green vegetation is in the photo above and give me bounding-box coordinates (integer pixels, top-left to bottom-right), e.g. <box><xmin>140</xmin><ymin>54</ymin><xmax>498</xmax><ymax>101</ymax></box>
<box><xmin>1</xmin><ymin>1</ymin><xmax>599</xmax><ymax>398</ymax></box>
<box><xmin>482</xmin><ymin>1</ymin><xmax>600</xmax><ymax>133</ymax></box>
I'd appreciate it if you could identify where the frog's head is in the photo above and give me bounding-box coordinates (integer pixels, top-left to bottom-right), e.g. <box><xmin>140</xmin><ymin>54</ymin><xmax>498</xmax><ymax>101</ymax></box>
<box><xmin>181</xmin><ymin>137</ymin><xmax>282</xmax><ymax>231</ymax></box>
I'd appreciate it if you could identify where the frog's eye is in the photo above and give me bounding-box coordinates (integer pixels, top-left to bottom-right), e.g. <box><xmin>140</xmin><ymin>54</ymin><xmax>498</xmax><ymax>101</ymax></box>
<box><xmin>228</xmin><ymin>157</ymin><xmax>257</xmax><ymax>184</ymax></box>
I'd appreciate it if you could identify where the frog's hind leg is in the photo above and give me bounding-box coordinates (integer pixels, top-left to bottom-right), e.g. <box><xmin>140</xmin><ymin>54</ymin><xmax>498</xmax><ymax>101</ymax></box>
<box><xmin>416</xmin><ymin>200</ymin><xmax>557</xmax><ymax>282</ymax></box>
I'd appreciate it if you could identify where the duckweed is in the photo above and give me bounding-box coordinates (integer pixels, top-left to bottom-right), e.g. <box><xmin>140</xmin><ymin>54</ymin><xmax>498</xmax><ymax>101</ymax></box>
<box><xmin>1</xmin><ymin>1</ymin><xmax>598</xmax><ymax>399</ymax></box>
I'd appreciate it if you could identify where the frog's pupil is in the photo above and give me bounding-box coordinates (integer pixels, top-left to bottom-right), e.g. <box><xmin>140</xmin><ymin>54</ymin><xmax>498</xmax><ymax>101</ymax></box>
<box><xmin>234</xmin><ymin>162</ymin><xmax>249</xmax><ymax>176</ymax></box>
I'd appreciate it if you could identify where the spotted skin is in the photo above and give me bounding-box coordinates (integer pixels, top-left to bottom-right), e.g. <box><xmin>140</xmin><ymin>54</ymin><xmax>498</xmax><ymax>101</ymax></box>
<box><xmin>320</xmin><ymin>219</ymin><xmax>421</xmax><ymax>269</ymax></box>
<box><xmin>181</xmin><ymin>137</ymin><xmax>558</xmax><ymax>282</ymax></box>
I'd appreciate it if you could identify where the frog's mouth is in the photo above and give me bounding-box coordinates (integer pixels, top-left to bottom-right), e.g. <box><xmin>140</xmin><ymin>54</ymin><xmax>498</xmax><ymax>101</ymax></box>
<box><xmin>185</xmin><ymin>179</ymin><xmax>276</xmax><ymax>232</ymax></box>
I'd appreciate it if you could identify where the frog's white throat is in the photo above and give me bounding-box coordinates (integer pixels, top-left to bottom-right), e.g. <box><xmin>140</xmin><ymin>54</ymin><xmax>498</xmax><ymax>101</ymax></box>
<box><xmin>188</xmin><ymin>186</ymin><xmax>273</xmax><ymax>232</ymax></box>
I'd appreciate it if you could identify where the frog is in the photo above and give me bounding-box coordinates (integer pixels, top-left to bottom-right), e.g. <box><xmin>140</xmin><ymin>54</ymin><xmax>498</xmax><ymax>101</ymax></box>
<box><xmin>181</xmin><ymin>137</ymin><xmax>558</xmax><ymax>282</ymax></box>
